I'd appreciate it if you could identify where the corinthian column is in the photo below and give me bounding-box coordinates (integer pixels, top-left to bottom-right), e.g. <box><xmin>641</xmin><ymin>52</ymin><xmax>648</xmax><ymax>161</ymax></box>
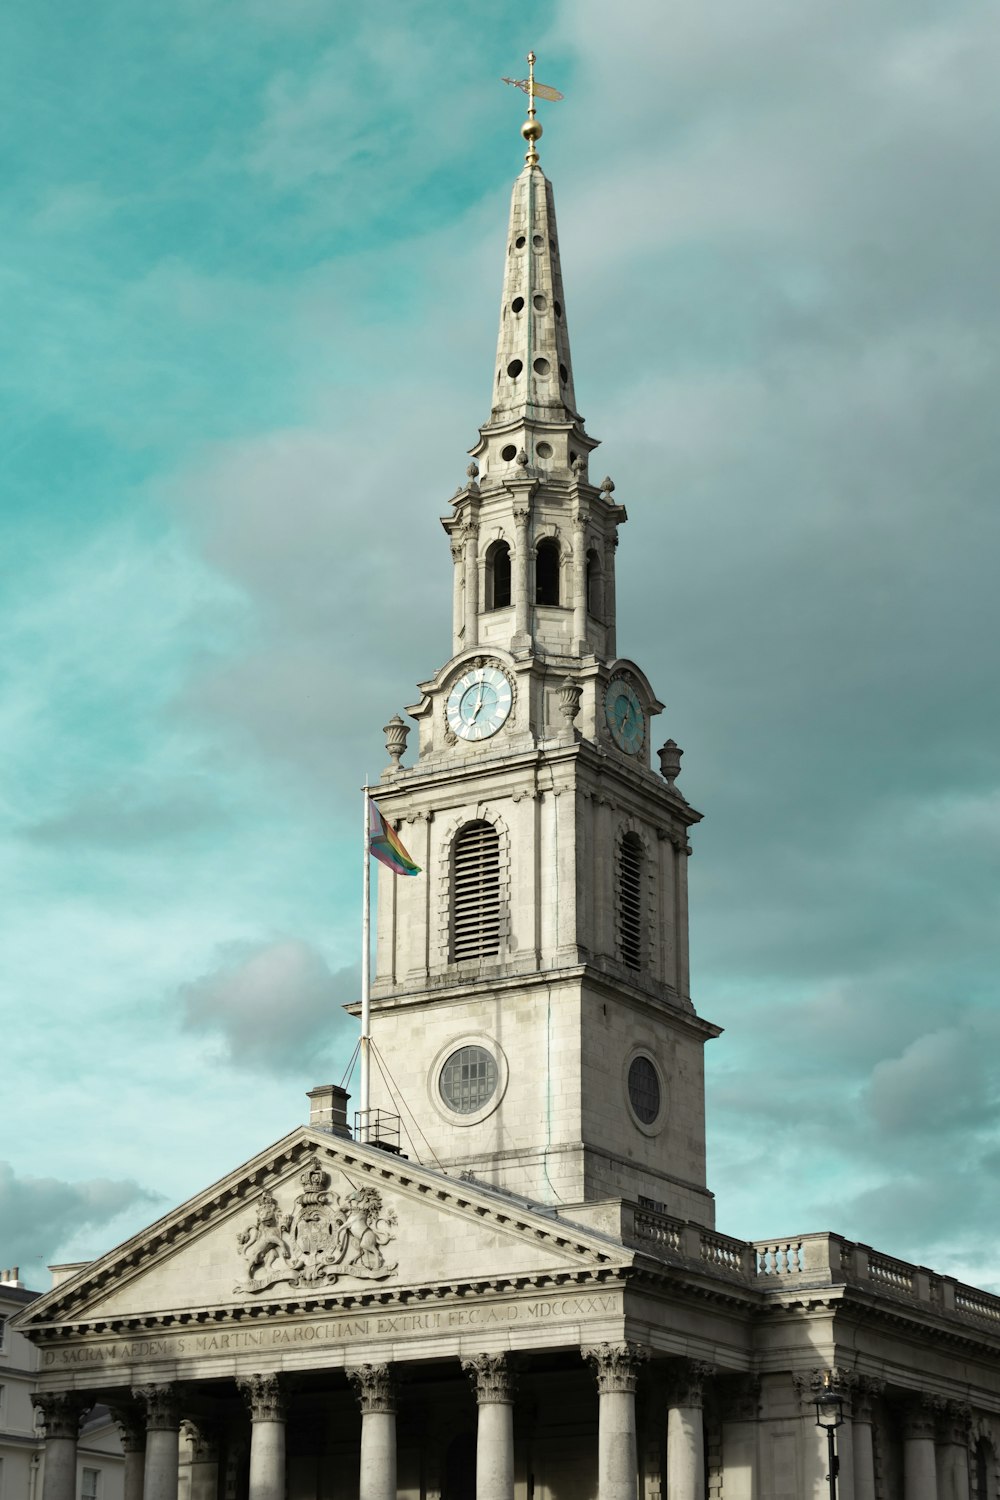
<box><xmin>451</xmin><ymin>539</ymin><xmax>465</xmax><ymax>653</ymax></box>
<box><xmin>133</xmin><ymin>1385</ymin><xmax>180</xmax><ymax>1500</ymax></box>
<box><xmin>463</xmin><ymin>521</ymin><xmax>480</xmax><ymax>648</ymax></box>
<box><xmin>512</xmin><ymin>505</ymin><xmax>530</xmax><ymax>650</ymax></box>
<box><xmin>903</xmin><ymin>1398</ymin><xmax>939</xmax><ymax>1500</ymax></box>
<box><xmin>584</xmin><ymin>1343</ymin><xmax>647</xmax><ymax>1500</ymax></box>
<box><xmin>572</xmin><ymin>513</ymin><xmax>587</xmax><ymax>653</ymax></box>
<box><xmin>463</xmin><ymin>1353</ymin><xmax>515</xmax><ymax>1500</ymax></box>
<box><xmin>110</xmin><ymin>1404</ymin><xmax>147</xmax><ymax>1500</ymax></box>
<box><xmin>348</xmin><ymin>1364</ymin><xmax>397</xmax><ymax>1500</ymax></box>
<box><xmin>34</xmin><ymin>1393</ymin><xmax>87</xmax><ymax>1500</ymax></box>
<box><xmin>851</xmin><ymin>1378</ymin><xmax>884</xmax><ymax>1500</ymax></box>
<box><xmin>936</xmin><ymin>1401</ymin><xmax>971</xmax><ymax>1500</ymax></box>
<box><xmin>666</xmin><ymin>1360</ymin><xmax>713</xmax><ymax>1500</ymax></box>
<box><xmin>237</xmin><ymin>1375</ymin><xmax>286</xmax><ymax>1500</ymax></box>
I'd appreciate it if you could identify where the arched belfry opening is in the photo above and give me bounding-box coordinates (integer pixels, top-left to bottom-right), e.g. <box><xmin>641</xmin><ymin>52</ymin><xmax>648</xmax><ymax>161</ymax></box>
<box><xmin>535</xmin><ymin>537</ymin><xmax>560</xmax><ymax>605</ymax></box>
<box><xmin>485</xmin><ymin>540</ymin><xmax>512</xmax><ymax>610</ymax></box>
<box><xmin>586</xmin><ymin>547</ymin><xmax>603</xmax><ymax>619</ymax></box>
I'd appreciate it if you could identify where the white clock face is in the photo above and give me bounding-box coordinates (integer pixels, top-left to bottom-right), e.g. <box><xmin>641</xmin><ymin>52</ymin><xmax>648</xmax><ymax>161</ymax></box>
<box><xmin>446</xmin><ymin>665</ymin><xmax>513</xmax><ymax>741</ymax></box>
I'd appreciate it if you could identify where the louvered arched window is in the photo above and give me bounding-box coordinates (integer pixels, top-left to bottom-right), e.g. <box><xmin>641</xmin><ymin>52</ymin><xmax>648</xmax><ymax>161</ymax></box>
<box><xmin>452</xmin><ymin>820</ymin><xmax>501</xmax><ymax>961</ymax></box>
<box><xmin>618</xmin><ymin>832</ymin><xmax>644</xmax><ymax>970</ymax></box>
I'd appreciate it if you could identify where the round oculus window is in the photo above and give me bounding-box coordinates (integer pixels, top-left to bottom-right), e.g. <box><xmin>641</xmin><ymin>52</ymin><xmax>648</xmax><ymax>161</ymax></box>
<box><xmin>627</xmin><ymin>1055</ymin><xmax>661</xmax><ymax>1125</ymax></box>
<box><xmin>440</xmin><ymin>1045</ymin><xmax>499</xmax><ymax>1115</ymax></box>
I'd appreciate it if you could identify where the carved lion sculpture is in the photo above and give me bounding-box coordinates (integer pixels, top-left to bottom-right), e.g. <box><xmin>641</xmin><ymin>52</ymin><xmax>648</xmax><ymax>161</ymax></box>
<box><xmin>237</xmin><ymin>1191</ymin><xmax>291</xmax><ymax>1277</ymax></box>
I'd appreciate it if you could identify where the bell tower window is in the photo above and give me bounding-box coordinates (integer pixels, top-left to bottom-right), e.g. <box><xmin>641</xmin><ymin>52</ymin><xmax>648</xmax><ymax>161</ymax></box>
<box><xmin>586</xmin><ymin>548</ymin><xmax>603</xmax><ymax>619</ymax></box>
<box><xmin>452</xmin><ymin>820</ymin><xmax>501</xmax><ymax>961</ymax></box>
<box><xmin>536</xmin><ymin>538</ymin><xmax>560</xmax><ymax>605</ymax></box>
<box><xmin>485</xmin><ymin>541</ymin><xmax>512</xmax><ymax>610</ymax></box>
<box><xmin>618</xmin><ymin>832</ymin><xmax>644</xmax><ymax>970</ymax></box>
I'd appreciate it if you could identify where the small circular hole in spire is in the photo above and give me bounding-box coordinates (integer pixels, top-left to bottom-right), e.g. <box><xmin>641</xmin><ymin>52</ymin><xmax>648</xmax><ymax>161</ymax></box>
<box><xmin>533</xmin><ymin>294</ymin><xmax>546</xmax><ymax>311</ymax></box>
<box><xmin>511</xmin><ymin>297</ymin><xmax>525</xmax><ymax>314</ymax></box>
<box><xmin>507</xmin><ymin>359</ymin><xmax>523</xmax><ymax>379</ymax></box>
<box><xmin>533</xmin><ymin>357</ymin><xmax>550</xmax><ymax>375</ymax></box>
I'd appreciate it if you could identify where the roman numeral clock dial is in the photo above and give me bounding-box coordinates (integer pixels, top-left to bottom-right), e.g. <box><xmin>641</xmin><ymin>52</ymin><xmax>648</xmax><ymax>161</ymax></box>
<box><xmin>446</xmin><ymin>664</ymin><xmax>513</xmax><ymax>741</ymax></box>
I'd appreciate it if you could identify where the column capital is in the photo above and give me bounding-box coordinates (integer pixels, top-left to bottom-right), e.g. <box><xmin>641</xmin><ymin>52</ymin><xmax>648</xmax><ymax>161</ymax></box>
<box><xmin>852</xmin><ymin>1375</ymin><xmax>885</xmax><ymax>1425</ymax></box>
<box><xmin>180</xmin><ymin>1419</ymin><xmax>219</xmax><ymax>1461</ymax></box>
<box><xmin>132</xmin><ymin>1384</ymin><xmax>180</xmax><ymax>1432</ymax></box>
<box><xmin>583</xmin><ymin>1342</ymin><xmax>649</xmax><ymax>1395</ymax></box>
<box><xmin>462</xmin><ymin>1352</ymin><xmax>515</xmax><ymax>1406</ymax></box>
<box><xmin>794</xmin><ymin>1367</ymin><xmax>855</xmax><ymax>1412</ymax></box>
<box><xmin>32</xmin><ymin>1392</ymin><xmax>88</xmax><ymax>1440</ymax></box>
<box><xmin>716</xmin><ymin>1374</ymin><xmax>761</xmax><ymax>1423</ymax></box>
<box><xmin>347</xmin><ymin>1362</ymin><xmax>397</xmax><ymax>1415</ymax></box>
<box><xmin>237</xmin><ymin>1374</ymin><xmax>286</xmax><ymax>1423</ymax></box>
<box><xmin>512</xmin><ymin>505</ymin><xmax>530</xmax><ymax>528</ymax></box>
<box><xmin>937</xmin><ymin>1399</ymin><xmax>973</xmax><ymax>1445</ymax></box>
<box><xmin>901</xmin><ymin>1394</ymin><xmax>939</xmax><ymax>1441</ymax></box>
<box><xmin>664</xmin><ymin>1358</ymin><xmax>716</xmax><ymax>1409</ymax></box>
<box><xmin>109</xmin><ymin>1404</ymin><xmax>146</xmax><ymax>1454</ymax></box>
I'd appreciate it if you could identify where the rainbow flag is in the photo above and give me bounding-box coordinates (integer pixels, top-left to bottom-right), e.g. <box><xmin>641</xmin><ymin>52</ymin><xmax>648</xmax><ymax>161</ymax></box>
<box><xmin>368</xmin><ymin>798</ymin><xmax>421</xmax><ymax>876</ymax></box>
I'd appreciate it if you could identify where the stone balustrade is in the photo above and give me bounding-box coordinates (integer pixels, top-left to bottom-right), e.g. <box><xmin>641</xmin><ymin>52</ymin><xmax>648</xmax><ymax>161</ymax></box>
<box><xmin>627</xmin><ymin>1210</ymin><xmax>1000</xmax><ymax>1330</ymax></box>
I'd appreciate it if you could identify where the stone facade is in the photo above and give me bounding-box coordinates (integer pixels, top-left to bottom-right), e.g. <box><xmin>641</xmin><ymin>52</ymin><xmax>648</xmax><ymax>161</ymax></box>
<box><xmin>14</xmin><ymin>98</ymin><xmax>1000</xmax><ymax>1500</ymax></box>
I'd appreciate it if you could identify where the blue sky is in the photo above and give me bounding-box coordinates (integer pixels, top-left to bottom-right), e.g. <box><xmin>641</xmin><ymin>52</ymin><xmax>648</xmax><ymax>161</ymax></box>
<box><xmin>4</xmin><ymin>0</ymin><xmax>1000</xmax><ymax>1290</ymax></box>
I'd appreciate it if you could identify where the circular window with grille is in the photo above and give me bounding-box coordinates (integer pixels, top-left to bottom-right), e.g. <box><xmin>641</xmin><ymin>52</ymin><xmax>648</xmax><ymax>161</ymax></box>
<box><xmin>440</xmin><ymin>1045</ymin><xmax>498</xmax><ymax>1115</ymax></box>
<box><xmin>623</xmin><ymin>1050</ymin><xmax>665</xmax><ymax>1134</ymax></box>
<box><xmin>430</xmin><ymin>1035</ymin><xmax>508</xmax><ymax>1126</ymax></box>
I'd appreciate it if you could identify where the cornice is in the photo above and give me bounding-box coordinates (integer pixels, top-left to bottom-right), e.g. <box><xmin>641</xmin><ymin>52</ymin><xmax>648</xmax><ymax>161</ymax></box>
<box><xmin>28</xmin><ymin>1267</ymin><xmax>629</xmax><ymax>1343</ymax></box>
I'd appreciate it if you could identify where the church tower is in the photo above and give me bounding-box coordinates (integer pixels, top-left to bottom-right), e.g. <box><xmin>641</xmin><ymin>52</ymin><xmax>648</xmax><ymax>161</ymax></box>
<box><xmin>367</xmin><ymin>74</ymin><xmax>719</xmax><ymax>1227</ymax></box>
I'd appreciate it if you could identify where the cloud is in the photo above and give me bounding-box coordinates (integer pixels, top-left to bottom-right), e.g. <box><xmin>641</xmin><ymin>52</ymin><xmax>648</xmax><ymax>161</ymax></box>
<box><xmin>180</xmin><ymin>939</ymin><xmax>359</xmax><ymax>1075</ymax></box>
<box><xmin>864</xmin><ymin>1025</ymin><xmax>999</xmax><ymax>1136</ymax></box>
<box><xmin>0</xmin><ymin>1162</ymin><xmax>162</xmax><ymax>1282</ymax></box>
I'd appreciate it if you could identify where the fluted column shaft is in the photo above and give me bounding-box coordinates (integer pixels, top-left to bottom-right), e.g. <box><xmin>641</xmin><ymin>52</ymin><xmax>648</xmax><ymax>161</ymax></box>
<box><xmin>585</xmin><ymin>1344</ymin><xmax>647</xmax><ymax>1500</ymax></box>
<box><xmin>133</xmin><ymin>1386</ymin><xmax>180</xmax><ymax>1500</ymax></box>
<box><xmin>348</xmin><ymin>1364</ymin><xmax>396</xmax><ymax>1500</ymax></box>
<box><xmin>237</xmin><ymin>1375</ymin><xmax>286</xmax><ymax>1500</ymax></box>
<box><xmin>463</xmin><ymin>1353</ymin><xmax>515</xmax><ymax>1500</ymax></box>
<box><xmin>34</xmin><ymin>1394</ymin><xmax>85</xmax><ymax>1500</ymax></box>
<box><xmin>463</xmin><ymin>522</ymin><xmax>479</xmax><ymax>648</ymax></box>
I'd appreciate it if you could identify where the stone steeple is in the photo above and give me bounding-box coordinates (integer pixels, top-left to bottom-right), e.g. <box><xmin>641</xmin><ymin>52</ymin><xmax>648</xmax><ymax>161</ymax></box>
<box><xmin>485</xmin><ymin>164</ymin><xmax>580</xmax><ymax>433</ymax></box>
<box><xmin>365</xmin><ymin>70</ymin><xmax>715</xmax><ymax>1224</ymax></box>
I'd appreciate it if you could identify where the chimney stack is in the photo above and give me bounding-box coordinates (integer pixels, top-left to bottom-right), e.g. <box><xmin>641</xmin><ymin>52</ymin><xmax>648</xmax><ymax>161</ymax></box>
<box><xmin>306</xmin><ymin>1085</ymin><xmax>351</xmax><ymax>1138</ymax></box>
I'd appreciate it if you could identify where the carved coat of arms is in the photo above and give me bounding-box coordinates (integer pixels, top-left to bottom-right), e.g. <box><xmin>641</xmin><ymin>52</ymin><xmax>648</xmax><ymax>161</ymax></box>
<box><xmin>235</xmin><ymin>1157</ymin><xmax>398</xmax><ymax>1294</ymax></box>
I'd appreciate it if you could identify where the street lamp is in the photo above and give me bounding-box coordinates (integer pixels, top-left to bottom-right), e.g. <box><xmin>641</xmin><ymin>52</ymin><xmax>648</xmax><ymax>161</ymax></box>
<box><xmin>814</xmin><ymin>1382</ymin><xmax>845</xmax><ymax>1500</ymax></box>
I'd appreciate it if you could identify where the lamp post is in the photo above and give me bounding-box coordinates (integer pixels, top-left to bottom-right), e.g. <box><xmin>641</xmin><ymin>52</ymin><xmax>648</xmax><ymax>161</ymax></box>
<box><xmin>814</xmin><ymin>1383</ymin><xmax>845</xmax><ymax>1500</ymax></box>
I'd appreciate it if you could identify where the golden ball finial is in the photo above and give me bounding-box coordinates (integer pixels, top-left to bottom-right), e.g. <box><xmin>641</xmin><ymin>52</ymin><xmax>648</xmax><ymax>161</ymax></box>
<box><xmin>521</xmin><ymin>118</ymin><xmax>543</xmax><ymax>143</ymax></box>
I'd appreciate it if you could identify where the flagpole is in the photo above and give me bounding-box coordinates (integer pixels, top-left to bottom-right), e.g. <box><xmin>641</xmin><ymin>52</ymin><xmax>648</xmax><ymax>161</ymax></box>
<box><xmin>360</xmin><ymin>777</ymin><xmax>371</xmax><ymax>1144</ymax></box>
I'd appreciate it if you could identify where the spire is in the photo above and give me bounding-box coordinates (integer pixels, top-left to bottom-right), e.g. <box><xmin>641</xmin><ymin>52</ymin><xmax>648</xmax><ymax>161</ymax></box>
<box><xmin>487</xmin><ymin>55</ymin><xmax>579</xmax><ymax>433</ymax></box>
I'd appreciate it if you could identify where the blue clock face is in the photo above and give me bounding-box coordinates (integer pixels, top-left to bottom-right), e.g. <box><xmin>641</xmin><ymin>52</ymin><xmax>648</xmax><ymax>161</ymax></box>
<box><xmin>605</xmin><ymin>679</ymin><xmax>645</xmax><ymax>755</ymax></box>
<box><xmin>447</xmin><ymin>665</ymin><xmax>513</xmax><ymax>741</ymax></box>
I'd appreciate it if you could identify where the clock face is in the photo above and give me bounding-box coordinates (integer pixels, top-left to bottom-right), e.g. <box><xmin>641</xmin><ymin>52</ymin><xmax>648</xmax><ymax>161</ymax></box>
<box><xmin>605</xmin><ymin>678</ymin><xmax>645</xmax><ymax>755</ymax></box>
<box><xmin>446</xmin><ymin>665</ymin><xmax>513</xmax><ymax>741</ymax></box>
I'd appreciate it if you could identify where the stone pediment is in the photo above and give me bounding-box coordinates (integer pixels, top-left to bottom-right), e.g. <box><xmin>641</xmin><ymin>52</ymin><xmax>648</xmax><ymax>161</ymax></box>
<box><xmin>20</xmin><ymin>1128</ymin><xmax>626</xmax><ymax>1333</ymax></box>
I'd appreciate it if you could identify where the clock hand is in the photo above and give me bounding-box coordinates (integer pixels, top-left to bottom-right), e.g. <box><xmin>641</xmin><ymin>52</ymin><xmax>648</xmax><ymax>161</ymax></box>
<box><xmin>471</xmin><ymin>686</ymin><xmax>486</xmax><ymax>721</ymax></box>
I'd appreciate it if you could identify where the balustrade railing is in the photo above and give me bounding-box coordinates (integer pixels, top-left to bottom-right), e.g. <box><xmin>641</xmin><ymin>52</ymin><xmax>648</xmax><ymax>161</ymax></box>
<box><xmin>627</xmin><ymin>1213</ymin><xmax>1000</xmax><ymax>1331</ymax></box>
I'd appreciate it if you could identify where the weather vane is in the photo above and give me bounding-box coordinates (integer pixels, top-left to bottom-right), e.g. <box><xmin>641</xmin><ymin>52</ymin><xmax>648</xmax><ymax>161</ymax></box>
<box><xmin>501</xmin><ymin>52</ymin><xmax>563</xmax><ymax>166</ymax></box>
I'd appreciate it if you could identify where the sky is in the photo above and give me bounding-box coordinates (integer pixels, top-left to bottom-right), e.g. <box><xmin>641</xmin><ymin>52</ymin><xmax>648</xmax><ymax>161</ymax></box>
<box><xmin>3</xmin><ymin>0</ymin><xmax>1000</xmax><ymax>1293</ymax></box>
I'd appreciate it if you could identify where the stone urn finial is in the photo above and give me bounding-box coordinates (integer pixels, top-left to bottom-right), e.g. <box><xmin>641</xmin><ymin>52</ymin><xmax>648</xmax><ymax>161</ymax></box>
<box><xmin>384</xmin><ymin>714</ymin><xmax>410</xmax><ymax>768</ymax></box>
<box><xmin>465</xmin><ymin>459</ymin><xmax>480</xmax><ymax>494</ymax></box>
<box><xmin>558</xmin><ymin>676</ymin><xmax>583</xmax><ymax>727</ymax></box>
<box><xmin>515</xmin><ymin>448</ymin><xmax>529</xmax><ymax>477</ymax></box>
<box><xmin>658</xmin><ymin>738</ymin><xmax>683</xmax><ymax>788</ymax></box>
<box><xmin>571</xmin><ymin>453</ymin><xmax>586</xmax><ymax>480</ymax></box>
<box><xmin>600</xmin><ymin>475</ymin><xmax>615</xmax><ymax>499</ymax></box>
